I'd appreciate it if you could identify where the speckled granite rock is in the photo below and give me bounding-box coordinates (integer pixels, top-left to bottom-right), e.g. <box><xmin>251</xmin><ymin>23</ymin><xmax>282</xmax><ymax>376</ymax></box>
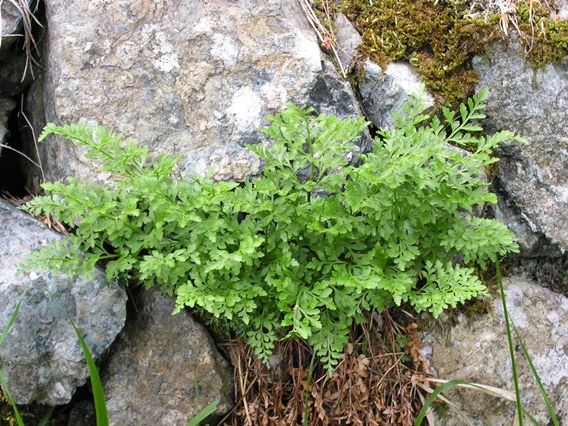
<box><xmin>0</xmin><ymin>199</ymin><xmax>127</xmax><ymax>405</ymax></box>
<box><xmin>473</xmin><ymin>39</ymin><xmax>568</xmax><ymax>256</ymax></box>
<box><xmin>0</xmin><ymin>0</ymin><xmax>36</xmax><ymax>95</ymax></box>
<box><xmin>0</xmin><ymin>96</ymin><xmax>16</xmax><ymax>156</ymax></box>
<box><xmin>33</xmin><ymin>0</ymin><xmax>368</xmax><ymax>184</ymax></box>
<box><xmin>356</xmin><ymin>59</ymin><xmax>434</xmax><ymax>130</ymax></box>
<box><xmin>102</xmin><ymin>289</ymin><xmax>233</xmax><ymax>426</ymax></box>
<box><xmin>0</xmin><ymin>0</ymin><xmax>33</xmax><ymax>56</ymax></box>
<box><xmin>421</xmin><ymin>277</ymin><xmax>568</xmax><ymax>425</ymax></box>
<box><xmin>334</xmin><ymin>12</ymin><xmax>363</xmax><ymax>72</ymax></box>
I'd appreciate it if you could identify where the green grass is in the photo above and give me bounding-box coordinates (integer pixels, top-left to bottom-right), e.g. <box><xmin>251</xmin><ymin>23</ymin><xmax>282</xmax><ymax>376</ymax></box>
<box><xmin>1</xmin><ymin>297</ymin><xmax>220</xmax><ymax>426</ymax></box>
<box><xmin>68</xmin><ymin>317</ymin><xmax>108</xmax><ymax>426</ymax></box>
<box><xmin>414</xmin><ymin>260</ymin><xmax>559</xmax><ymax>425</ymax></box>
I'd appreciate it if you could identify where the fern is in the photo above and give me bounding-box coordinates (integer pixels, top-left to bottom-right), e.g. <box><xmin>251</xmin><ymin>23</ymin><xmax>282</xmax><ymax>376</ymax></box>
<box><xmin>22</xmin><ymin>91</ymin><xmax>525</xmax><ymax>373</ymax></box>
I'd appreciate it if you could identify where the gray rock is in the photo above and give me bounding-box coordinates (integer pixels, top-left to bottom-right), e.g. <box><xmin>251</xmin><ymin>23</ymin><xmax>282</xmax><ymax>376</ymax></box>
<box><xmin>102</xmin><ymin>289</ymin><xmax>233</xmax><ymax>426</ymax></box>
<box><xmin>67</xmin><ymin>400</ymin><xmax>96</xmax><ymax>426</ymax></box>
<box><xmin>334</xmin><ymin>13</ymin><xmax>363</xmax><ymax>72</ymax></box>
<box><xmin>473</xmin><ymin>39</ymin><xmax>568</xmax><ymax>256</ymax></box>
<box><xmin>356</xmin><ymin>59</ymin><xmax>434</xmax><ymax>130</ymax></box>
<box><xmin>0</xmin><ymin>0</ymin><xmax>33</xmax><ymax>57</ymax></box>
<box><xmin>490</xmin><ymin>191</ymin><xmax>563</xmax><ymax>258</ymax></box>
<box><xmin>555</xmin><ymin>0</ymin><xmax>568</xmax><ymax>19</ymax></box>
<box><xmin>0</xmin><ymin>52</ymin><xmax>34</xmax><ymax>96</ymax></box>
<box><xmin>421</xmin><ymin>277</ymin><xmax>568</xmax><ymax>425</ymax></box>
<box><xmin>0</xmin><ymin>96</ymin><xmax>16</xmax><ymax>156</ymax></box>
<box><xmin>21</xmin><ymin>72</ymin><xmax>45</xmax><ymax>190</ymax></box>
<box><xmin>0</xmin><ymin>199</ymin><xmax>127</xmax><ymax>405</ymax></box>
<box><xmin>34</xmin><ymin>0</ymin><xmax>368</xmax><ymax>184</ymax></box>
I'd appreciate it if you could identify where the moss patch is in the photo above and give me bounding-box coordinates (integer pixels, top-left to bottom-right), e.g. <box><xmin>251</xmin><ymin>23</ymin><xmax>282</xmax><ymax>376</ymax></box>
<box><xmin>516</xmin><ymin>2</ymin><xmax>568</xmax><ymax>68</ymax></box>
<box><xmin>333</xmin><ymin>0</ymin><xmax>568</xmax><ymax>106</ymax></box>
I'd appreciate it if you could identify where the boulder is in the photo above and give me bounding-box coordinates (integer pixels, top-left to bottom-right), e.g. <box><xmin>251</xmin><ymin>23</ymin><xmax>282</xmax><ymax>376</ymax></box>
<box><xmin>0</xmin><ymin>0</ymin><xmax>36</xmax><ymax>95</ymax></box>
<box><xmin>101</xmin><ymin>288</ymin><xmax>233</xmax><ymax>426</ymax></box>
<box><xmin>421</xmin><ymin>277</ymin><xmax>568</xmax><ymax>425</ymax></box>
<box><xmin>473</xmin><ymin>39</ymin><xmax>568</xmax><ymax>256</ymax></box>
<box><xmin>0</xmin><ymin>52</ymin><xmax>34</xmax><ymax>97</ymax></box>
<box><xmin>0</xmin><ymin>96</ymin><xmax>16</xmax><ymax>156</ymax></box>
<box><xmin>0</xmin><ymin>199</ymin><xmax>127</xmax><ymax>405</ymax></box>
<box><xmin>555</xmin><ymin>0</ymin><xmax>568</xmax><ymax>19</ymax></box>
<box><xmin>356</xmin><ymin>59</ymin><xmax>434</xmax><ymax>130</ymax></box>
<box><xmin>0</xmin><ymin>0</ymin><xmax>33</xmax><ymax>57</ymax></box>
<box><xmin>32</xmin><ymin>0</ymin><xmax>369</xmax><ymax>185</ymax></box>
<box><xmin>334</xmin><ymin>12</ymin><xmax>363</xmax><ymax>72</ymax></box>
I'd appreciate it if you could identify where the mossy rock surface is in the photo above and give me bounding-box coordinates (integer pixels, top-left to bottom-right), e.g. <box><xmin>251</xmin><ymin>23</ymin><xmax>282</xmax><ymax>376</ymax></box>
<box><xmin>332</xmin><ymin>0</ymin><xmax>568</xmax><ymax>106</ymax></box>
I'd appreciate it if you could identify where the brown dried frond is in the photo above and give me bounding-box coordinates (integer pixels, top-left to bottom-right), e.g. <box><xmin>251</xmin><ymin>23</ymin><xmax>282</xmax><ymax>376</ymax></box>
<box><xmin>221</xmin><ymin>309</ymin><xmax>432</xmax><ymax>426</ymax></box>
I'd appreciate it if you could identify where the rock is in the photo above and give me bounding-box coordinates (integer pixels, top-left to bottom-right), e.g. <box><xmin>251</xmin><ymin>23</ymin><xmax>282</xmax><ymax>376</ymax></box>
<box><xmin>21</xmin><ymin>72</ymin><xmax>45</xmax><ymax>190</ymax></box>
<box><xmin>0</xmin><ymin>0</ymin><xmax>33</xmax><ymax>57</ymax></box>
<box><xmin>34</xmin><ymin>0</ymin><xmax>368</xmax><ymax>184</ymax></box>
<box><xmin>334</xmin><ymin>13</ymin><xmax>363</xmax><ymax>72</ymax></box>
<box><xmin>67</xmin><ymin>400</ymin><xmax>96</xmax><ymax>426</ymax></box>
<box><xmin>0</xmin><ymin>97</ymin><xmax>16</xmax><ymax>156</ymax></box>
<box><xmin>490</xmin><ymin>189</ymin><xmax>562</xmax><ymax>258</ymax></box>
<box><xmin>0</xmin><ymin>0</ymin><xmax>37</xmax><ymax>94</ymax></box>
<box><xmin>420</xmin><ymin>277</ymin><xmax>568</xmax><ymax>425</ymax></box>
<box><xmin>555</xmin><ymin>0</ymin><xmax>568</xmax><ymax>19</ymax></box>
<box><xmin>473</xmin><ymin>39</ymin><xmax>568</xmax><ymax>256</ymax></box>
<box><xmin>0</xmin><ymin>199</ymin><xmax>127</xmax><ymax>405</ymax></box>
<box><xmin>356</xmin><ymin>59</ymin><xmax>434</xmax><ymax>130</ymax></box>
<box><xmin>101</xmin><ymin>288</ymin><xmax>233</xmax><ymax>426</ymax></box>
<box><xmin>0</xmin><ymin>52</ymin><xmax>34</xmax><ymax>97</ymax></box>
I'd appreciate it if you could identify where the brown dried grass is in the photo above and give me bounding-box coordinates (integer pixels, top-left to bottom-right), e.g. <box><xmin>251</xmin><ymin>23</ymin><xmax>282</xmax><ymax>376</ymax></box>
<box><xmin>220</xmin><ymin>309</ymin><xmax>431</xmax><ymax>426</ymax></box>
<box><xmin>1</xmin><ymin>0</ymin><xmax>43</xmax><ymax>76</ymax></box>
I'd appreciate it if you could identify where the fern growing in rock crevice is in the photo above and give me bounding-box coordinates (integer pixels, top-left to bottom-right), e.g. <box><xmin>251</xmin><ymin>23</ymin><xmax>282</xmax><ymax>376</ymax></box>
<box><xmin>22</xmin><ymin>89</ymin><xmax>525</xmax><ymax>373</ymax></box>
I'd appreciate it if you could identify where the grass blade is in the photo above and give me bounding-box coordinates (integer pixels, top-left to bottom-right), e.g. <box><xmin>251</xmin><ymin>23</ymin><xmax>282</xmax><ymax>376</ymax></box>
<box><xmin>414</xmin><ymin>379</ymin><xmax>469</xmax><ymax>426</ymax></box>
<box><xmin>304</xmin><ymin>353</ymin><xmax>316</xmax><ymax>426</ymax></box>
<box><xmin>414</xmin><ymin>378</ymin><xmax>540</xmax><ymax>426</ymax></box>
<box><xmin>0</xmin><ymin>299</ymin><xmax>22</xmax><ymax>347</ymax></box>
<box><xmin>0</xmin><ymin>370</ymin><xmax>25</xmax><ymax>426</ymax></box>
<box><xmin>68</xmin><ymin>318</ymin><xmax>108</xmax><ymax>426</ymax></box>
<box><xmin>0</xmin><ymin>300</ymin><xmax>25</xmax><ymax>425</ymax></box>
<box><xmin>510</xmin><ymin>321</ymin><xmax>559</xmax><ymax>425</ymax></box>
<box><xmin>37</xmin><ymin>407</ymin><xmax>54</xmax><ymax>426</ymax></box>
<box><xmin>427</xmin><ymin>378</ymin><xmax>516</xmax><ymax>401</ymax></box>
<box><xmin>496</xmin><ymin>260</ymin><xmax>523</xmax><ymax>425</ymax></box>
<box><xmin>186</xmin><ymin>399</ymin><xmax>219</xmax><ymax>426</ymax></box>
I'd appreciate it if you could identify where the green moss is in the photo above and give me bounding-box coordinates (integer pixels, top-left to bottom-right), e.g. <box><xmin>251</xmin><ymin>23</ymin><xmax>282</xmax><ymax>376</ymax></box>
<box><xmin>334</xmin><ymin>0</ymin><xmax>567</xmax><ymax>106</ymax></box>
<box><xmin>516</xmin><ymin>3</ymin><xmax>568</xmax><ymax>69</ymax></box>
<box><xmin>1</xmin><ymin>393</ymin><xmax>25</xmax><ymax>426</ymax></box>
<box><xmin>339</xmin><ymin>0</ymin><xmax>502</xmax><ymax>106</ymax></box>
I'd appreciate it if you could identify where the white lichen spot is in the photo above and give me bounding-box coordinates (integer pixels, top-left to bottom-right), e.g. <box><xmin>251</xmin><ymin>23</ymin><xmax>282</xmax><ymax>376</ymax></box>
<box><xmin>152</xmin><ymin>31</ymin><xmax>180</xmax><ymax>73</ymax></box>
<box><xmin>520</xmin><ymin>212</ymin><xmax>539</xmax><ymax>233</ymax></box>
<box><xmin>210</xmin><ymin>34</ymin><xmax>239</xmax><ymax>65</ymax></box>
<box><xmin>96</xmin><ymin>172</ymin><xmax>112</xmax><ymax>182</ymax></box>
<box><xmin>552</xmin><ymin>185</ymin><xmax>568</xmax><ymax>203</ymax></box>
<box><xmin>547</xmin><ymin>311</ymin><xmax>560</xmax><ymax>324</ymax></box>
<box><xmin>194</xmin><ymin>17</ymin><xmax>213</xmax><ymax>34</ymax></box>
<box><xmin>51</xmin><ymin>382</ymin><xmax>68</xmax><ymax>401</ymax></box>
<box><xmin>532</xmin><ymin>348</ymin><xmax>568</xmax><ymax>388</ymax></box>
<box><xmin>154</xmin><ymin>53</ymin><xmax>179</xmax><ymax>73</ymax></box>
<box><xmin>294</xmin><ymin>30</ymin><xmax>321</xmax><ymax>72</ymax></box>
<box><xmin>560</xmin><ymin>298</ymin><xmax>568</xmax><ymax>313</ymax></box>
<box><xmin>168</xmin><ymin>114</ymin><xmax>179</xmax><ymax>125</ymax></box>
<box><xmin>101</xmin><ymin>39</ymin><xmax>112</xmax><ymax>55</ymax></box>
<box><xmin>503</xmin><ymin>285</ymin><xmax>529</xmax><ymax>329</ymax></box>
<box><xmin>261</xmin><ymin>83</ymin><xmax>287</xmax><ymax>106</ymax></box>
<box><xmin>385</xmin><ymin>63</ymin><xmax>434</xmax><ymax>105</ymax></box>
<box><xmin>228</xmin><ymin>87</ymin><xmax>263</xmax><ymax>131</ymax></box>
